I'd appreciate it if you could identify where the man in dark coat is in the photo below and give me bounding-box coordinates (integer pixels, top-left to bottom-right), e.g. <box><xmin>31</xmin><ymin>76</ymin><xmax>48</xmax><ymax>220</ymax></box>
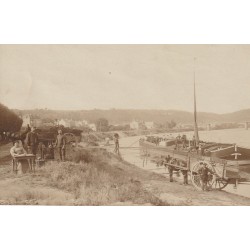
<box><xmin>198</xmin><ymin>162</ymin><xmax>214</xmax><ymax>191</ymax></box>
<box><xmin>21</xmin><ymin>124</ymin><xmax>31</xmax><ymax>144</ymax></box>
<box><xmin>26</xmin><ymin>127</ymin><xmax>38</xmax><ymax>155</ymax></box>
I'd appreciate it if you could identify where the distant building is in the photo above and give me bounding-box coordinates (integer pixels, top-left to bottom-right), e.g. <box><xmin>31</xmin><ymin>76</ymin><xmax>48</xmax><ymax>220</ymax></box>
<box><xmin>88</xmin><ymin>123</ymin><xmax>97</xmax><ymax>131</ymax></box>
<box><xmin>42</xmin><ymin>121</ymin><xmax>56</xmax><ymax>127</ymax></box>
<box><xmin>144</xmin><ymin>122</ymin><xmax>154</xmax><ymax>129</ymax></box>
<box><xmin>22</xmin><ymin>115</ymin><xmax>31</xmax><ymax>127</ymax></box>
<box><xmin>58</xmin><ymin>119</ymin><xmax>68</xmax><ymax>127</ymax></box>
<box><xmin>75</xmin><ymin>120</ymin><xmax>89</xmax><ymax>127</ymax></box>
<box><xmin>180</xmin><ymin>123</ymin><xmax>193</xmax><ymax>129</ymax></box>
<box><xmin>82</xmin><ymin>120</ymin><xmax>88</xmax><ymax>126</ymax></box>
<box><xmin>22</xmin><ymin>114</ymin><xmax>42</xmax><ymax>128</ymax></box>
<box><xmin>130</xmin><ymin>121</ymin><xmax>139</xmax><ymax>130</ymax></box>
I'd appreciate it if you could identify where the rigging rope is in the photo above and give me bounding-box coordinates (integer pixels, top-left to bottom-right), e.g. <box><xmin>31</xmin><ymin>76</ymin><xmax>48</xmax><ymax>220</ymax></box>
<box><xmin>126</xmin><ymin>138</ymin><xmax>141</xmax><ymax>148</ymax></box>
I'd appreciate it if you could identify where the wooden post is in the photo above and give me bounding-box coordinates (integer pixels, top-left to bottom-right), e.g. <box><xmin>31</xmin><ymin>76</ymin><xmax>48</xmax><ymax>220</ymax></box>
<box><xmin>222</xmin><ymin>163</ymin><xmax>226</xmax><ymax>179</ymax></box>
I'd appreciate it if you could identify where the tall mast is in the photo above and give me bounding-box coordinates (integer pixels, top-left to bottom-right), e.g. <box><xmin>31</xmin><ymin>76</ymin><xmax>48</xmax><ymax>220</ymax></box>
<box><xmin>193</xmin><ymin>58</ymin><xmax>199</xmax><ymax>146</ymax></box>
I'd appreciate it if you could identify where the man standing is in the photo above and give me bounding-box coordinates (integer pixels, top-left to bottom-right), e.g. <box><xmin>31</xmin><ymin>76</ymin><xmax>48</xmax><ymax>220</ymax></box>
<box><xmin>168</xmin><ymin>158</ymin><xmax>176</xmax><ymax>182</ymax></box>
<box><xmin>198</xmin><ymin>162</ymin><xmax>214</xmax><ymax>191</ymax></box>
<box><xmin>26</xmin><ymin>127</ymin><xmax>38</xmax><ymax>155</ymax></box>
<box><xmin>180</xmin><ymin>161</ymin><xmax>188</xmax><ymax>185</ymax></box>
<box><xmin>55</xmin><ymin>129</ymin><xmax>66</xmax><ymax>161</ymax></box>
<box><xmin>21</xmin><ymin>124</ymin><xmax>31</xmax><ymax>144</ymax></box>
<box><xmin>113</xmin><ymin>133</ymin><xmax>119</xmax><ymax>154</ymax></box>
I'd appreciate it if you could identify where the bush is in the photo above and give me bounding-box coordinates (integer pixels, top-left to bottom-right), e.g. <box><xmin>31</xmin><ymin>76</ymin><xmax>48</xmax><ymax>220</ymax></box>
<box><xmin>0</xmin><ymin>103</ymin><xmax>22</xmax><ymax>133</ymax></box>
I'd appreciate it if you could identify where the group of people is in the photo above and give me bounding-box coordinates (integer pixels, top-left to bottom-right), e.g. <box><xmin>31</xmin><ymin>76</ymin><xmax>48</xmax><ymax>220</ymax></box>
<box><xmin>145</xmin><ymin>133</ymin><xmax>205</xmax><ymax>155</ymax></box>
<box><xmin>10</xmin><ymin>125</ymin><xmax>67</xmax><ymax>163</ymax></box>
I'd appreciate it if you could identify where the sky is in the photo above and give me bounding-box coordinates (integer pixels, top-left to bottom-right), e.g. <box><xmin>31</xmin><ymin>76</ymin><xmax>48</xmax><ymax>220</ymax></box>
<box><xmin>1</xmin><ymin>44</ymin><xmax>250</xmax><ymax>114</ymax></box>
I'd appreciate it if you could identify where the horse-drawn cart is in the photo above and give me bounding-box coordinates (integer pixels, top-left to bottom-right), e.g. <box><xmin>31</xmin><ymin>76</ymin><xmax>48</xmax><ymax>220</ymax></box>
<box><xmin>140</xmin><ymin>139</ymin><xmax>250</xmax><ymax>191</ymax></box>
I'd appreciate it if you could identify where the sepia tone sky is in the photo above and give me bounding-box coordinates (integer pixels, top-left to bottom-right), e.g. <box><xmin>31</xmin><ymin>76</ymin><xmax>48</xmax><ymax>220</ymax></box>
<box><xmin>1</xmin><ymin>44</ymin><xmax>250</xmax><ymax>114</ymax></box>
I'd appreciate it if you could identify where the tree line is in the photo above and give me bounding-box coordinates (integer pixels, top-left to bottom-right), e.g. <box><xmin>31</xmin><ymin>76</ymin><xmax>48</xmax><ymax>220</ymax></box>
<box><xmin>0</xmin><ymin>103</ymin><xmax>23</xmax><ymax>133</ymax></box>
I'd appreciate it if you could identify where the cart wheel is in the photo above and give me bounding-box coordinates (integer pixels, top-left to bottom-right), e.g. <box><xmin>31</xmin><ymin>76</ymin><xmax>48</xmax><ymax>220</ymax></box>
<box><xmin>191</xmin><ymin>160</ymin><xmax>229</xmax><ymax>191</ymax></box>
<box><xmin>213</xmin><ymin>177</ymin><xmax>229</xmax><ymax>190</ymax></box>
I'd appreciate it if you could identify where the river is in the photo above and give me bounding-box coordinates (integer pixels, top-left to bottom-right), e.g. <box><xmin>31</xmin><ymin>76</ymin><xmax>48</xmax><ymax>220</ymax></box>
<box><xmin>118</xmin><ymin>128</ymin><xmax>250</xmax><ymax>199</ymax></box>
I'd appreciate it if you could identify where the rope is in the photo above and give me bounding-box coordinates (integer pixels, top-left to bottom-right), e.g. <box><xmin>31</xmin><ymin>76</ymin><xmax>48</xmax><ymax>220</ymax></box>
<box><xmin>126</xmin><ymin>139</ymin><xmax>141</xmax><ymax>148</ymax></box>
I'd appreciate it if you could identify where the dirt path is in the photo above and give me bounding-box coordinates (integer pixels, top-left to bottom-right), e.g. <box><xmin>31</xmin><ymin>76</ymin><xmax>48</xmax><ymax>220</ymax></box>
<box><xmin>1</xmin><ymin>142</ymin><xmax>250</xmax><ymax>205</ymax></box>
<box><xmin>111</xmin><ymin>155</ymin><xmax>250</xmax><ymax>205</ymax></box>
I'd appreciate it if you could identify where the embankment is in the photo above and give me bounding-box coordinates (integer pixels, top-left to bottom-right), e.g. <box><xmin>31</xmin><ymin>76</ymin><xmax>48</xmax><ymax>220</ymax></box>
<box><xmin>1</xmin><ymin>143</ymin><xmax>250</xmax><ymax>205</ymax></box>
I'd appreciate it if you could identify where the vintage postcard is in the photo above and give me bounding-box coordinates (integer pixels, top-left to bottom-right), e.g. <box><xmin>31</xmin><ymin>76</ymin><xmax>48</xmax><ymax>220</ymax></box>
<box><xmin>1</xmin><ymin>44</ymin><xmax>250</xmax><ymax>206</ymax></box>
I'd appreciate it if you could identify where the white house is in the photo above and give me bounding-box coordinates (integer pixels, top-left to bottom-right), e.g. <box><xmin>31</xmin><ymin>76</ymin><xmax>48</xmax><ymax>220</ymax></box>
<box><xmin>130</xmin><ymin>121</ymin><xmax>139</xmax><ymax>130</ymax></box>
<box><xmin>88</xmin><ymin>123</ymin><xmax>97</xmax><ymax>131</ymax></box>
<box><xmin>75</xmin><ymin>121</ymin><xmax>82</xmax><ymax>127</ymax></box>
<box><xmin>58</xmin><ymin>119</ymin><xmax>68</xmax><ymax>127</ymax></box>
<box><xmin>22</xmin><ymin>114</ymin><xmax>42</xmax><ymax>128</ymax></box>
<box><xmin>144</xmin><ymin>122</ymin><xmax>154</xmax><ymax>129</ymax></box>
<box><xmin>75</xmin><ymin>120</ymin><xmax>89</xmax><ymax>127</ymax></box>
<box><xmin>22</xmin><ymin>115</ymin><xmax>31</xmax><ymax>127</ymax></box>
<box><xmin>82</xmin><ymin>120</ymin><xmax>88</xmax><ymax>126</ymax></box>
<box><xmin>58</xmin><ymin>119</ymin><xmax>74</xmax><ymax>127</ymax></box>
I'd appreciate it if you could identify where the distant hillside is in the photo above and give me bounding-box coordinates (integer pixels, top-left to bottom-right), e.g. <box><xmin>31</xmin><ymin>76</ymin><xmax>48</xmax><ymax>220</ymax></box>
<box><xmin>12</xmin><ymin>108</ymin><xmax>250</xmax><ymax>124</ymax></box>
<box><xmin>219</xmin><ymin>109</ymin><xmax>250</xmax><ymax>123</ymax></box>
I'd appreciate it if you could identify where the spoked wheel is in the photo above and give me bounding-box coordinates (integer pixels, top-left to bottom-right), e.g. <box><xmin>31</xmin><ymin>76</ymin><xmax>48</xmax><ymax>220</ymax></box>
<box><xmin>191</xmin><ymin>161</ymin><xmax>229</xmax><ymax>191</ymax></box>
<box><xmin>213</xmin><ymin>177</ymin><xmax>229</xmax><ymax>190</ymax></box>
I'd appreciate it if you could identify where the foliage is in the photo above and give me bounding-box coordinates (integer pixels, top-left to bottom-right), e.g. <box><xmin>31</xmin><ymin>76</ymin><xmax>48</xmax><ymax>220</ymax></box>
<box><xmin>95</xmin><ymin>118</ymin><xmax>109</xmax><ymax>132</ymax></box>
<box><xmin>0</xmin><ymin>103</ymin><xmax>23</xmax><ymax>133</ymax></box>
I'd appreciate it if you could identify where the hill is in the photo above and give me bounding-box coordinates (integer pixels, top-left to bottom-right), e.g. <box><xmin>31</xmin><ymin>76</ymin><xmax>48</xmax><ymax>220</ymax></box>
<box><xmin>12</xmin><ymin>108</ymin><xmax>250</xmax><ymax>124</ymax></box>
<box><xmin>220</xmin><ymin>109</ymin><xmax>250</xmax><ymax>123</ymax></box>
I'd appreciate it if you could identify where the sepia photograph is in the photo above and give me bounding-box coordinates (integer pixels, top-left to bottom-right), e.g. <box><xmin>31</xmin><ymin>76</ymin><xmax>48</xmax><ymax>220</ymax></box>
<box><xmin>2</xmin><ymin>1</ymin><xmax>250</xmax><ymax>250</ymax></box>
<box><xmin>1</xmin><ymin>44</ymin><xmax>250</xmax><ymax>206</ymax></box>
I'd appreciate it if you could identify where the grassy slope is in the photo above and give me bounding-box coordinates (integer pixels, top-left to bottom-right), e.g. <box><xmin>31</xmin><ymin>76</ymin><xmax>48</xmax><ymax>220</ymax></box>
<box><xmin>1</xmin><ymin>143</ymin><xmax>250</xmax><ymax>205</ymax></box>
<box><xmin>0</xmin><ymin>143</ymin><xmax>166</xmax><ymax>205</ymax></box>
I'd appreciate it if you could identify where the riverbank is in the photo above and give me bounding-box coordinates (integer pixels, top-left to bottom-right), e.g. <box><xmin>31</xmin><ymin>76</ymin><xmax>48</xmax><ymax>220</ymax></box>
<box><xmin>1</xmin><ymin>143</ymin><xmax>250</xmax><ymax>205</ymax></box>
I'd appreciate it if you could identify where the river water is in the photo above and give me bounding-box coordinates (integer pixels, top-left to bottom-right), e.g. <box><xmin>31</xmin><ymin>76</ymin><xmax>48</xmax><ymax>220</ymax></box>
<box><xmin>118</xmin><ymin>128</ymin><xmax>250</xmax><ymax>199</ymax></box>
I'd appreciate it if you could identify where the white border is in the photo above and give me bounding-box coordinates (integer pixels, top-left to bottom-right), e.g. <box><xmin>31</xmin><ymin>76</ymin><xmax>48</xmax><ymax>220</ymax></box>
<box><xmin>1</xmin><ymin>0</ymin><xmax>250</xmax><ymax>250</ymax></box>
<box><xmin>0</xmin><ymin>0</ymin><xmax>250</xmax><ymax>44</ymax></box>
